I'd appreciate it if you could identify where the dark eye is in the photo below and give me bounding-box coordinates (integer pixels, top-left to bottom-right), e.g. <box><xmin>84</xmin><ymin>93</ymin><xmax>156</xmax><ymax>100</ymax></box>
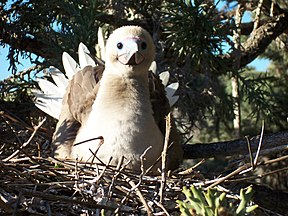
<box><xmin>117</xmin><ymin>42</ymin><xmax>123</xmax><ymax>49</ymax></box>
<box><xmin>141</xmin><ymin>42</ymin><xmax>147</xmax><ymax>50</ymax></box>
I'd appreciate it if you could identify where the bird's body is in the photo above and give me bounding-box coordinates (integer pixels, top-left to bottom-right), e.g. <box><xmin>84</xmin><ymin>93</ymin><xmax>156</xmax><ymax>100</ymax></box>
<box><xmin>49</xmin><ymin>26</ymin><xmax>183</xmax><ymax>172</ymax></box>
<box><xmin>72</xmin><ymin>72</ymin><xmax>164</xmax><ymax>169</ymax></box>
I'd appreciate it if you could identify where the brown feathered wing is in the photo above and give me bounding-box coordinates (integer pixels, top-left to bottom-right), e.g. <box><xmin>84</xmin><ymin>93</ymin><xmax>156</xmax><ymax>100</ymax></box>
<box><xmin>52</xmin><ymin>66</ymin><xmax>182</xmax><ymax>170</ymax></box>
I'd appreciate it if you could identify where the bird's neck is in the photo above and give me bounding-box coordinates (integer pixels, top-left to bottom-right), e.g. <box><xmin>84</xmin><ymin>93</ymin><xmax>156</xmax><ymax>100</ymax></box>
<box><xmin>93</xmin><ymin>72</ymin><xmax>152</xmax><ymax>114</ymax></box>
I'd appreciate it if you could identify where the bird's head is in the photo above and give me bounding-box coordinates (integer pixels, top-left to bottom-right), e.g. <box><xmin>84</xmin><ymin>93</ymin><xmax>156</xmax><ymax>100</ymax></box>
<box><xmin>105</xmin><ymin>26</ymin><xmax>155</xmax><ymax>77</ymax></box>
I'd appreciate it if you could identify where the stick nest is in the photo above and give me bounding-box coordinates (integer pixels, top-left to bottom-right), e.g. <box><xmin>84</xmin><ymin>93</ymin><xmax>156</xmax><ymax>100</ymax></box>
<box><xmin>1</xmin><ymin>106</ymin><xmax>288</xmax><ymax>215</ymax></box>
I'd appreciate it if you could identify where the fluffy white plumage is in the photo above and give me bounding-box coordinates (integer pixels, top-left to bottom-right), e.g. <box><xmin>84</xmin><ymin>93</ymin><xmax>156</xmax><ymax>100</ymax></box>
<box><xmin>34</xmin><ymin>26</ymin><xmax>182</xmax><ymax>172</ymax></box>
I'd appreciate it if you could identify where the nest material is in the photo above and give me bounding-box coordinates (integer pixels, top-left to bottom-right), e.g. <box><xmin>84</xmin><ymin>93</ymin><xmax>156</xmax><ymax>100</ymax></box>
<box><xmin>0</xmin><ymin>113</ymin><xmax>189</xmax><ymax>215</ymax></box>
<box><xmin>1</xmin><ymin>108</ymin><xmax>288</xmax><ymax>215</ymax></box>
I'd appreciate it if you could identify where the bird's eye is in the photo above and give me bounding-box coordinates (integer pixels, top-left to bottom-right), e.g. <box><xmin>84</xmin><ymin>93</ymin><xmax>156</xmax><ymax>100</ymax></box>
<box><xmin>141</xmin><ymin>42</ymin><xmax>147</xmax><ymax>50</ymax></box>
<box><xmin>117</xmin><ymin>42</ymin><xmax>123</xmax><ymax>49</ymax></box>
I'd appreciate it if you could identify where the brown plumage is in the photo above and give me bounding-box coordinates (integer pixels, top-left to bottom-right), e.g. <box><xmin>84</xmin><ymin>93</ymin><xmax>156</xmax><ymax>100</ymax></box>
<box><xmin>52</xmin><ymin>26</ymin><xmax>182</xmax><ymax>172</ymax></box>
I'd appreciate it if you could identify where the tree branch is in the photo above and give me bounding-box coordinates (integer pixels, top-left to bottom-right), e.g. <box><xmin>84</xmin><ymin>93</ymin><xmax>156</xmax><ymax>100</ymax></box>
<box><xmin>0</xmin><ymin>13</ymin><xmax>151</xmax><ymax>61</ymax></box>
<box><xmin>219</xmin><ymin>12</ymin><xmax>288</xmax><ymax>71</ymax></box>
<box><xmin>183</xmin><ymin>130</ymin><xmax>288</xmax><ymax>159</ymax></box>
<box><xmin>0</xmin><ymin>22</ymin><xmax>56</xmax><ymax>59</ymax></box>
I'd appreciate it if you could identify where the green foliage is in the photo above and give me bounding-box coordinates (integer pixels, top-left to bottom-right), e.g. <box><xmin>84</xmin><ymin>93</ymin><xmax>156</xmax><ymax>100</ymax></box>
<box><xmin>0</xmin><ymin>72</ymin><xmax>35</xmax><ymax>102</ymax></box>
<box><xmin>1</xmin><ymin>0</ymin><xmax>105</xmax><ymax>70</ymax></box>
<box><xmin>195</xmin><ymin>67</ymin><xmax>288</xmax><ymax>143</ymax></box>
<box><xmin>177</xmin><ymin>185</ymin><xmax>258</xmax><ymax>216</ymax></box>
<box><xmin>163</xmin><ymin>0</ymin><xmax>230</xmax><ymax>65</ymax></box>
<box><xmin>1</xmin><ymin>0</ymin><xmax>288</xmax><ymax>143</ymax></box>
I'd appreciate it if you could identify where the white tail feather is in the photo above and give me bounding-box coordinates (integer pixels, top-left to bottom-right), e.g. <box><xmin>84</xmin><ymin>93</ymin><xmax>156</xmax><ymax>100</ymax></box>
<box><xmin>49</xmin><ymin>67</ymin><xmax>68</xmax><ymax>91</ymax></box>
<box><xmin>78</xmin><ymin>43</ymin><xmax>96</xmax><ymax>68</ymax></box>
<box><xmin>62</xmin><ymin>52</ymin><xmax>80</xmax><ymax>79</ymax></box>
<box><xmin>97</xmin><ymin>27</ymin><xmax>106</xmax><ymax>60</ymax></box>
<box><xmin>168</xmin><ymin>95</ymin><xmax>179</xmax><ymax>107</ymax></box>
<box><xmin>149</xmin><ymin>61</ymin><xmax>157</xmax><ymax>74</ymax></box>
<box><xmin>34</xmin><ymin>99</ymin><xmax>61</xmax><ymax>119</ymax></box>
<box><xmin>159</xmin><ymin>71</ymin><xmax>170</xmax><ymax>86</ymax></box>
<box><xmin>36</xmin><ymin>79</ymin><xmax>64</xmax><ymax>96</ymax></box>
<box><xmin>166</xmin><ymin>82</ymin><xmax>179</xmax><ymax>98</ymax></box>
<box><xmin>165</xmin><ymin>82</ymin><xmax>179</xmax><ymax>106</ymax></box>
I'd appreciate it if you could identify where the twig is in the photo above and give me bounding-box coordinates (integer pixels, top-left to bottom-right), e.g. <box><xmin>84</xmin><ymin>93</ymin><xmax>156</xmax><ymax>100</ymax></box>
<box><xmin>261</xmin><ymin>154</ymin><xmax>288</xmax><ymax>166</ymax></box>
<box><xmin>245</xmin><ymin>135</ymin><xmax>254</xmax><ymax>170</ymax></box>
<box><xmin>20</xmin><ymin>189</ymin><xmax>130</xmax><ymax>212</ymax></box>
<box><xmin>120</xmin><ymin>175</ymin><xmax>153</xmax><ymax>216</ymax></box>
<box><xmin>229</xmin><ymin>144</ymin><xmax>288</xmax><ymax>169</ymax></box>
<box><xmin>153</xmin><ymin>200</ymin><xmax>169</xmax><ymax>215</ymax></box>
<box><xmin>3</xmin><ymin>118</ymin><xmax>46</xmax><ymax>162</ymax></box>
<box><xmin>88</xmin><ymin>149</ymin><xmax>111</xmax><ymax>167</ymax></box>
<box><xmin>146</xmin><ymin>142</ymin><xmax>174</xmax><ymax>174</ymax></box>
<box><xmin>114</xmin><ymin>147</ymin><xmax>152</xmax><ymax>215</ymax></box>
<box><xmin>159</xmin><ymin>113</ymin><xmax>171</xmax><ymax>204</ymax></box>
<box><xmin>108</xmin><ymin>157</ymin><xmax>130</xmax><ymax>199</ymax></box>
<box><xmin>140</xmin><ymin>146</ymin><xmax>152</xmax><ymax>174</ymax></box>
<box><xmin>253</xmin><ymin>0</ymin><xmax>264</xmax><ymax>31</ymax></box>
<box><xmin>270</xmin><ymin>1</ymin><xmax>274</xmax><ymax>16</ymax></box>
<box><xmin>206</xmin><ymin>164</ymin><xmax>250</xmax><ymax>189</ymax></box>
<box><xmin>254</xmin><ymin>121</ymin><xmax>264</xmax><ymax>166</ymax></box>
<box><xmin>73</xmin><ymin>136</ymin><xmax>103</xmax><ymax>146</ymax></box>
<box><xmin>207</xmin><ymin>153</ymin><xmax>288</xmax><ymax>187</ymax></box>
<box><xmin>240</xmin><ymin>122</ymin><xmax>265</xmax><ymax>175</ymax></box>
<box><xmin>178</xmin><ymin>159</ymin><xmax>205</xmax><ymax>176</ymax></box>
<box><xmin>231</xmin><ymin>166</ymin><xmax>288</xmax><ymax>183</ymax></box>
<box><xmin>0</xmin><ymin>196</ymin><xmax>13</xmax><ymax>213</ymax></box>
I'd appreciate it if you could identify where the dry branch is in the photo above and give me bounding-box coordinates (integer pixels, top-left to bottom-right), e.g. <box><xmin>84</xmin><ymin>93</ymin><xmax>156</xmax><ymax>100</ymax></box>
<box><xmin>183</xmin><ymin>130</ymin><xmax>288</xmax><ymax>159</ymax></box>
<box><xmin>217</xmin><ymin>11</ymin><xmax>288</xmax><ymax>73</ymax></box>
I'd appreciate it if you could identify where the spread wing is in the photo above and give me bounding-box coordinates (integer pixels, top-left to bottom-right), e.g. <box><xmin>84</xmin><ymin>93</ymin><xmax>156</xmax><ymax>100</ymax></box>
<box><xmin>67</xmin><ymin>65</ymin><xmax>104</xmax><ymax>123</ymax></box>
<box><xmin>52</xmin><ymin>65</ymin><xmax>104</xmax><ymax>158</ymax></box>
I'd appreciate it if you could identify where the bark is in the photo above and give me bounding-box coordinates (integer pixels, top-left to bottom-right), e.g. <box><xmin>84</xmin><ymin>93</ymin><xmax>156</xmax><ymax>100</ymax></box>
<box><xmin>218</xmin><ymin>11</ymin><xmax>288</xmax><ymax>71</ymax></box>
<box><xmin>231</xmin><ymin>4</ymin><xmax>243</xmax><ymax>138</ymax></box>
<box><xmin>183</xmin><ymin>130</ymin><xmax>288</xmax><ymax>159</ymax></box>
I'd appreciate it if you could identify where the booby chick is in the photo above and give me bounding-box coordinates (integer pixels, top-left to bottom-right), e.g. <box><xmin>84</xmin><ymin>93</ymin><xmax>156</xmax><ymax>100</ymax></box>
<box><xmin>52</xmin><ymin>26</ymin><xmax>183</xmax><ymax>172</ymax></box>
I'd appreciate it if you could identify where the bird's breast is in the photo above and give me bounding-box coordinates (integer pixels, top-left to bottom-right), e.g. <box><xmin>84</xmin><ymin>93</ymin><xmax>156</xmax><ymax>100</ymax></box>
<box><xmin>71</xmin><ymin>74</ymin><xmax>164</xmax><ymax>170</ymax></box>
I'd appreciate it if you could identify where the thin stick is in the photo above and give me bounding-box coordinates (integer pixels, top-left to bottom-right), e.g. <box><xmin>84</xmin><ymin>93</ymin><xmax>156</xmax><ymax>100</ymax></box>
<box><xmin>73</xmin><ymin>136</ymin><xmax>103</xmax><ymax>146</ymax></box>
<box><xmin>231</xmin><ymin>166</ymin><xmax>288</xmax><ymax>183</ymax></box>
<box><xmin>20</xmin><ymin>189</ymin><xmax>129</xmax><ymax>212</ymax></box>
<box><xmin>245</xmin><ymin>135</ymin><xmax>255</xmax><ymax>170</ymax></box>
<box><xmin>206</xmin><ymin>164</ymin><xmax>250</xmax><ymax>189</ymax></box>
<box><xmin>178</xmin><ymin>159</ymin><xmax>205</xmax><ymax>175</ymax></box>
<box><xmin>254</xmin><ymin>121</ymin><xmax>265</xmax><ymax>166</ymax></box>
<box><xmin>3</xmin><ymin>118</ymin><xmax>46</xmax><ymax>162</ymax></box>
<box><xmin>153</xmin><ymin>200</ymin><xmax>169</xmax><ymax>215</ymax></box>
<box><xmin>114</xmin><ymin>148</ymin><xmax>152</xmax><ymax>215</ymax></box>
<box><xmin>145</xmin><ymin>142</ymin><xmax>174</xmax><ymax>174</ymax></box>
<box><xmin>108</xmin><ymin>157</ymin><xmax>130</xmax><ymax>198</ymax></box>
<box><xmin>159</xmin><ymin>113</ymin><xmax>171</xmax><ymax>203</ymax></box>
<box><xmin>120</xmin><ymin>174</ymin><xmax>153</xmax><ymax>216</ymax></box>
<box><xmin>253</xmin><ymin>0</ymin><xmax>264</xmax><ymax>31</ymax></box>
